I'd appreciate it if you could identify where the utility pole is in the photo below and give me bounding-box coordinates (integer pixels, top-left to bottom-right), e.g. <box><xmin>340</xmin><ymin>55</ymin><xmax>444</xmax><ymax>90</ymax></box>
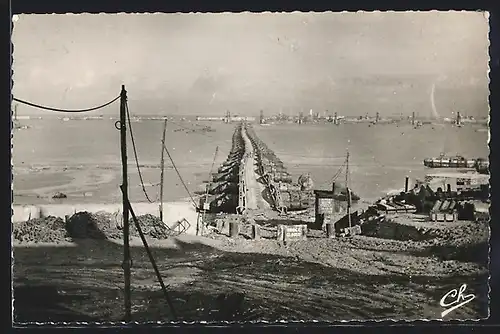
<box><xmin>331</xmin><ymin>181</ymin><xmax>337</xmax><ymax>234</ymax></box>
<box><xmin>345</xmin><ymin>150</ymin><xmax>351</xmax><ymax>229</ymax></box>
<box><xmin>159</xmin><ymin>118</ymin><xmax>167</xmax><ymax>222</ymax></box>
<box><xmin>200</xmin><ymin>146</ymin><xmax>218</xmax><ymax>235</ymax></box>
<box><xmin>119</xmin><ymin>85</ymin><xmax>132</xmax><ymax>322</ymax></box>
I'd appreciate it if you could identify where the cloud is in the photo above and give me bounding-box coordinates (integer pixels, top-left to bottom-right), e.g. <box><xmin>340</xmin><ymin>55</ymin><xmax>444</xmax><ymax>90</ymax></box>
<box><xmin>11</xmin><ymin>12</ymin><xmax>489</xmax><ymax>117</ymax></box>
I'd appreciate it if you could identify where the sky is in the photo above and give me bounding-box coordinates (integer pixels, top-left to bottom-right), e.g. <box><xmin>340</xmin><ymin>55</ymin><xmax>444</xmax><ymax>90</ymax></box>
<box><xmin>12</xmin><ymin>12</ymin><xmax>490</xmax><ymax>117</ymax></box>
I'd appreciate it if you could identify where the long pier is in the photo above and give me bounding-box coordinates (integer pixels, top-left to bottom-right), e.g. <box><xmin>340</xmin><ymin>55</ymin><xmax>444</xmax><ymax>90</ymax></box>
<box><xmin>203</xmin><ymin>122</ymin><xmax>314</xmax><ymax>215</ymax></box>
<box><xmin>238</xmin><ymin>124</ymin><xmax>271</xmax><ymax>214</ymax></box>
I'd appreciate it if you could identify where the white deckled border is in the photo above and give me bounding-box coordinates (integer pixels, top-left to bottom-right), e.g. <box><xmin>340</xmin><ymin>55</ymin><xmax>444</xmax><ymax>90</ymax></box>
<box><xmin>11</xmin><ymin>10</ymin><xmax>492</xmax><ymax>326</ymax></box>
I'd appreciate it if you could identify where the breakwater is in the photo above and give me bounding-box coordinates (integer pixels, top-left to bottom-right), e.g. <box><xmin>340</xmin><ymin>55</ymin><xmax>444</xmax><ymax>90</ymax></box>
<box><xmin>201</xmin><ymin>123</ymin><xmax>245</xmax><ymax>213</ymax></box>
<box><xmin>202</xmin><ymin>122</ymin><xmax>315</xmax><ymax>214</ymax></box>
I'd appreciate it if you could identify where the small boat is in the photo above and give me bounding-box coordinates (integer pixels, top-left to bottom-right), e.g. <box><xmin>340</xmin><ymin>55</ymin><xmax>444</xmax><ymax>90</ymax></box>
<box><xmin>423</xmin><ymin>153</ymin><xmax>476</xmax><ymax>168</ymax></box>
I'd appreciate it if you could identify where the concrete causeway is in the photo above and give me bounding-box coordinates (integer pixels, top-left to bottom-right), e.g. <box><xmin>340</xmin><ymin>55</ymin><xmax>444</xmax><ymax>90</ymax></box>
<box><xmin>240</xmin><ymin>125</ymin><xmax>270</xmax><ymax>212</ymax></box>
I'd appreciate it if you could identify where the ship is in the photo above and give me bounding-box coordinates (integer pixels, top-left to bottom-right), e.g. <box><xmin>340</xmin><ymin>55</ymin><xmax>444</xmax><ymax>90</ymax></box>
<box><xmin>423</xmin><ymin>153</ymin><xmax>476</xmax><ymax>168</ymax></box>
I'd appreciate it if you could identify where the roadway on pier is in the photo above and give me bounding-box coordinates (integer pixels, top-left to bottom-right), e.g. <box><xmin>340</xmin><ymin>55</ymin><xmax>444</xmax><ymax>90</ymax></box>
<box><xmin>240</xmin><ymin>125</ymin><xmax>271</xmax><ymax>212</ymax></box>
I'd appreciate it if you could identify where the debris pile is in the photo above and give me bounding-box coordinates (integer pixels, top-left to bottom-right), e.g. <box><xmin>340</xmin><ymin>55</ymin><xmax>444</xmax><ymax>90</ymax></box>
<box><xmin>298</xmin><ymin>173</ymin><xmax>314</xmax><ymax>191</ymax></box>
<box><xmin>13</xmin><ymin>211</ymin><xmax>177</xmax><ymax>243</ymax></box>
<box><xmin>13</xmin><ymin>216</ymin><xmax>70</xmax><ymax>243</ymax></box>
<box><xmin>360</xmin><ymin>215</ymin><xmax>437</xmax><ymax>241</ymax></box>
<box><xmin>128</xmin><ymin>214</ymin><xmax>173</xmax><ymax>239</ymax></box>
<box><xmin>66</xmin><ymin>211</ymin><xmax>118</xmax><ymax>239</ymax></box>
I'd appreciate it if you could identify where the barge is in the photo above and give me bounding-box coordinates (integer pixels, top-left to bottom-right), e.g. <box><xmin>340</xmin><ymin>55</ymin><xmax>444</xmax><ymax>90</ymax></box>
<box><xmin>423</xmin><ymin>153</ymin><xmax>476</xmax><ymax>168</ymax></box>
<box><xmin>423</xmin><ymin>153</ymin><xmax>489</xmax><ymax>173</ymax></box>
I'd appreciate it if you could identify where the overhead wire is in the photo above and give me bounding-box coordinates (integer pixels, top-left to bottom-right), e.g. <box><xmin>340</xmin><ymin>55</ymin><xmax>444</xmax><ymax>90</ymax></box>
<box><xmin>13</xmin><ymin>95</ymin><xmax>120</xmax><ymax>113</ymax></box>
<box><xmin>163</xmin><ymin>144</ymin><xmax>198</xmax><ymax>209</ymax></box>
<box><xmin>156</xmin><ymin>120</ymin><xmax>373</xmax><ymax>166</ymax></box>
<box><xmin>14</xmin><ymin>94</ymin><xmax>369</xmax><ymax>203</ymax></box>
<box><xmin>162</xmin><ymin>140</ymin><xmax>198</xmax><ymax>209</ymax></box>
<box><xmin>330</xmin><ymin>159</ymin><xmax>347</xmax><ymax>183</ymax></box>
<box><xmin>125</xmin><ymin>101</ymin><xmax>158</xmax><ymax>203</ymax></box>
<box><xmin>204</xmin><ymin>146</ymin><xmax>219</xmax><ymax>203</ymax></box>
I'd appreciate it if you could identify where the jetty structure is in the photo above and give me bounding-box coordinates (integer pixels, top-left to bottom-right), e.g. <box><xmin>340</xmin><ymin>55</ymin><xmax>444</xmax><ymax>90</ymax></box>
<box><xmin>200</xmin><ymin>121</ymin><xmax>489</xmax><ymax>241</ymax></box>
<box><xmin>200</xmin><ymin>122</ymin><xmax>316</xmax><ymax>216</ymax></box>
<box><xmin>198</xmin><ymin>121</ymin><xmax>365</xmax><ymax>241</ymax></box>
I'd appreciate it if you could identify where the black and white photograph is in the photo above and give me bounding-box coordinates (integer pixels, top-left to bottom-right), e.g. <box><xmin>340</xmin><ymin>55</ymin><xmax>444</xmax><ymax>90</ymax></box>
<box><xmin>11</xmin><ymin>11</ymin><xmax>491</xmax><ymax>323</ymax></box>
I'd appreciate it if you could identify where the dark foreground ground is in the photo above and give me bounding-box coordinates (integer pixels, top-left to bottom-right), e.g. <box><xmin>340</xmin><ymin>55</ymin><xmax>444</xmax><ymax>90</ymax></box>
<box><xmin>13</xmin><ymin>221</ymin><xmax>489</xmax><ymax>323</ymax></box>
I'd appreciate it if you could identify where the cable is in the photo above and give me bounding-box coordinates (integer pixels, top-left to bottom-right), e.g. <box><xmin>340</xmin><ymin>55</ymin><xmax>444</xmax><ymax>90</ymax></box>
<box><xmin>13</xmin><ymin>95</ymin><xmax>120</xmax><ymax>113</ymax></box>
<box><xmin>204</xmin><ymin>146</ymin><xmax>219</xmax><ymax>202</ymax></box>
<box><xmin>125</xmin><ymin>101</ymin><xmax>157</xmax><ymax>203</ymax></box>
<box><xmin>330</xmin><ymin>159</ymin><xmax>346</xmax><ymax>182</ymax></box>
<box><xmin>162</xmin><ymin>143</ymin><xmax>198</xmax><ymax>209</ymax></box>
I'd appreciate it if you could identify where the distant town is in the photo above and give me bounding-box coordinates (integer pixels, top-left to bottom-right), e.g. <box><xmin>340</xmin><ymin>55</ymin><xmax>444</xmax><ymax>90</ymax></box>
<box><xmin>13</xmin><ymin>108</ymin><xmax>489</xmax><ymax>127</ymax></box>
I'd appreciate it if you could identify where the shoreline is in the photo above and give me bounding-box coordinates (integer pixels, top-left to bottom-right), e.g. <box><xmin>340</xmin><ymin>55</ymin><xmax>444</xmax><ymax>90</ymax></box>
<box><xmin>12</xmin><ymin>163</ymin><xmax>209</xmax><ymax>206</ymax></box>
<box><xmin>11</xmin><ymin>160</ymin><xmax>407</xmax><ymax>208</ymax></box>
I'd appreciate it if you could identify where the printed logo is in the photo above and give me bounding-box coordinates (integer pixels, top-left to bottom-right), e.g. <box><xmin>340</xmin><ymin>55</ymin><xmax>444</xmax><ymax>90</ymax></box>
<box><xmin>440</xmin><ymin>284</ymin><xmax>476</xmax><ymax>317</ymax></box>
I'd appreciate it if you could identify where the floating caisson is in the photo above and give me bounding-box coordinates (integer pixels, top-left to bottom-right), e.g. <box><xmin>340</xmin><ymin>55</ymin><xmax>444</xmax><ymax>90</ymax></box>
<box><xmin>201</xmin><ymin>123</ymin><xmax>245</xmax><ymax>213</ymax></box>
<box><xmin>202</xmin><ymin>122</ymin><xmax>318</xmax><ymax>214</ymax></box>
<box><xmin>245</xmin><ymin>126</ymin><xmax>293</xmax><ymax>185</ymax></box>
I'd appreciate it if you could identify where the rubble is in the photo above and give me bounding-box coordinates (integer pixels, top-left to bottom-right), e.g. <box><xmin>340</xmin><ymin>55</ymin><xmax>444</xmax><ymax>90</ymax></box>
<box><xmin>128</xmin><ymin>214</ymin><xmax>174</xmax><ymax>239</ymax></box>
<box><xmin>66</xmin><ymin>211</ymin><xmax>118</xmax><ymax>239</ymax></box>
<box><xmin>13</xmin><ymin>211</ymin><xmax>178</xmax><ymax>243</ymax></box>
<box><xmin>13</xmin><ymin>216</ymin><xmax>70</xmax><ymax>244</ymax></box>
